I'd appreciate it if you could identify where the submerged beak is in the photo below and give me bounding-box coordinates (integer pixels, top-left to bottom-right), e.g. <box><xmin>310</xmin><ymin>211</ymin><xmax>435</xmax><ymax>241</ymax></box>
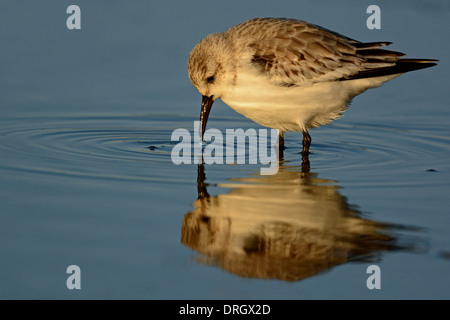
<box><xmin>200</xmin><ymin>95</ymin><xmax>214</xmax><ymax>140</ymax></box>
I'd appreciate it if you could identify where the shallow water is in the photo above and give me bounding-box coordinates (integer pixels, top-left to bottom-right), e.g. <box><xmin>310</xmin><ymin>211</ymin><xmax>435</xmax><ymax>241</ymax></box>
<box><xmin>1</xmin><ymin>1</ymin><xmax>450</xmax><ymax>299</ymax></box>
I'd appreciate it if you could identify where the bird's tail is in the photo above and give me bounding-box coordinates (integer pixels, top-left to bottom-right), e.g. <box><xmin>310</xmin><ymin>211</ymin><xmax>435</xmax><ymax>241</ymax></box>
<box><xmin>342</xmin><ymin>41</ymin><xmax>438</xmax><ymax>80</ymax></box>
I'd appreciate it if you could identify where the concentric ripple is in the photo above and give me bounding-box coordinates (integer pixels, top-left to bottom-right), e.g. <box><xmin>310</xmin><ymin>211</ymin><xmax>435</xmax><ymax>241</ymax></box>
<box><xmin>0</xmin><ymin>112</ymin><xmax>449</xmax><ymax>187</ymax></box>
<box><xmin>0</xmin><ymin>113</ymin><xmax>186</xmax><ymax>183</ymax></box>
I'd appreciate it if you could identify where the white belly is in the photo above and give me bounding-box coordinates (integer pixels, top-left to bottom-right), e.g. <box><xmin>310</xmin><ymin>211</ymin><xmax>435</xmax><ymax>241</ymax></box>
<box><xmin>220</xmin><ymin>70</ymin><xmax>399</xmax><ymax>132</ymax></box>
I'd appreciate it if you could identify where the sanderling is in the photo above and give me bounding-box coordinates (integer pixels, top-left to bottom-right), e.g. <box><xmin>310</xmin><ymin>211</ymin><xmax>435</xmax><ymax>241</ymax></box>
<box><xmin>188</xmin><ymin>18</ymin><xmax>437</xmax><ymax>154</ymax></box>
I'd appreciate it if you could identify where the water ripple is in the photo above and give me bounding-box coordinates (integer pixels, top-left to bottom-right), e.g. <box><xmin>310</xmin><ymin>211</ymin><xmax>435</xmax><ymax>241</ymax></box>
<box><xmin>1</xmin><ymin>113</ymin><xmax>449</xmax><ymax>187</ymax></box>
<box><xmin>282</xmin><ymin>121</ymin><xmax>450</xmax><ymax>187</ymax></box>
<box><xmin>0</xmin><ymin>114</ymin><xmax>184</xmax><ymax>183</ymax></box>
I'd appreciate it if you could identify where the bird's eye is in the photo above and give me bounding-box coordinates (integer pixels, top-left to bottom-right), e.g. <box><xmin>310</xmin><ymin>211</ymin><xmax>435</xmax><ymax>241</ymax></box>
<box><xmin>206</xmin><ymin>75</ymin><xmax>215</xmax><ymax>83</ymax></box>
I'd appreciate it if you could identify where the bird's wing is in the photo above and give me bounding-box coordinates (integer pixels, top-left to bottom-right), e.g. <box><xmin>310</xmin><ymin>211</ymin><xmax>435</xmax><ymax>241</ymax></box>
<box><xmin>227</xmin><ymin>18</ymin><xmax>409</xmax><ymax>86</ymax></box>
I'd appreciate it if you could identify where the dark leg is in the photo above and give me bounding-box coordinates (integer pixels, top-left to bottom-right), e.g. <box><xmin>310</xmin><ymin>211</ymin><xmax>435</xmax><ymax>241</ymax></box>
<box><xmin>278</xmin><ymin>131</ymin><xmax>284</xmax><ymax>150</ymax></box>
<box><xmin>278</xmin><ymin>131</ymin><xmax>284</xmax><ymax>160</ymax></box>
<box><xmin>301</xmin><ymin>130</ymin><xmax>311</xmax><ymax>173</ymax></box>
<box><xmin>302</xmin><ymin>130</ymin><xmax>311</xmax><ymax>155</ymax></box>
<box><xmin>301</xmin><ymin>151</ymin><xmax>310</xmax><ymax>173</ymax></box>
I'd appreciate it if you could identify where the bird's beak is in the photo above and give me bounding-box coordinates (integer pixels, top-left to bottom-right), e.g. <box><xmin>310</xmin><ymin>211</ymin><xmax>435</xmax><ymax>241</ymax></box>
<box><xmin>200</xmin><ymin>95</ymin><xmax>214</xmax><ymax>140</ymax></box>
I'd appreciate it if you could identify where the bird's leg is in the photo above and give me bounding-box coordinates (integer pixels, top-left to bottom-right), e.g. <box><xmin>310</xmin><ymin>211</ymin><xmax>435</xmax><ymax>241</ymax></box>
<box><xmin>301</xmin><ymin>151</ymin><xmax>310</xmax><ymax>173</ymax></box>
<box><xmin>278</xmin><ymin>131</ymin><xmax>285</xmax><ymax>149</ymax></box>
<box><xmin>300</xmin><ymin>130</ymin><xmax>311</xmax><ymax>173</ymax></box>
<box><xmin>278</xmin><ymin>130</ymin><xmax>284</xmax><ymax>160</ymax></box>
<box><xmin>301</xmin><ymin>130</ymin><xmax>311</xmax><ymax>155</ymax></box>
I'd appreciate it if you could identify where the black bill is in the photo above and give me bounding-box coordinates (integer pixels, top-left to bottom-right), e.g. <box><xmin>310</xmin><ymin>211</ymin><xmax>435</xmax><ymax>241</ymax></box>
<box><xmin>200</xmin><ymin>95</ymin><xmax>214</xmax><ymax>140</ymax></box>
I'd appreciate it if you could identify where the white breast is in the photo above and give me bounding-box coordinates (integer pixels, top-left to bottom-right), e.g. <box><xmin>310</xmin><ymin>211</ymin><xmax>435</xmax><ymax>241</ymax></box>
<box><xmin>220</xmin><ymin>67</ymin><xmax>399</xmax><ymax>132</ymax></box>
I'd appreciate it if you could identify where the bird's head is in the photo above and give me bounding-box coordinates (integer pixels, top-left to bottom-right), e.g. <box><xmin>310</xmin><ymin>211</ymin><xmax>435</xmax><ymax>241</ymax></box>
<box><xmin>188</xmin><ymin>33</ymin><xmax>234</xmax><ymax>139</ymax></box>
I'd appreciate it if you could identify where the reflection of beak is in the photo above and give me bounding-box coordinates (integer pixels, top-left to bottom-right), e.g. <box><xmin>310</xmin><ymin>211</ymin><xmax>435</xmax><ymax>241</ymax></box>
<box><xmin>200</xmin><ymin>95</ymin><xmax>214</xmax><ymax>140</ymax></box>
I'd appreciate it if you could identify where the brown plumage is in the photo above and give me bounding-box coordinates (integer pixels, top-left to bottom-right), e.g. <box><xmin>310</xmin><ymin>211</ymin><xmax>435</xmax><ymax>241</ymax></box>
<box><xmin>226</xmin><ymin>18</ymin><xmax>437</xmax><ymax>86</ymax></box>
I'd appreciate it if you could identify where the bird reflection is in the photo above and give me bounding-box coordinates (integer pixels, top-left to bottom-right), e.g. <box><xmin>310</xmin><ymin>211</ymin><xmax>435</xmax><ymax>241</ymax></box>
<box><xmin>181</xmin><ymin>162</ymin><xmax>422</xmax><ymax>282</ymax></box>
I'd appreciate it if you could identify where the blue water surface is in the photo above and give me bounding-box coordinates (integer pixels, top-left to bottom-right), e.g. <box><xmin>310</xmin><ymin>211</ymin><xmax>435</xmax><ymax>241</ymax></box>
<box><xmin>0</xmin><ymin>0</ymin><xmax>449</xmax><ymax>299</ymax></box>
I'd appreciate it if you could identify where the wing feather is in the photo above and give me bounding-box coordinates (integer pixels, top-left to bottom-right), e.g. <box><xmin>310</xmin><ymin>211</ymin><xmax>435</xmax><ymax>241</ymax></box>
<box><xmin>226</xmin><ymin>18</ymin><xmax>435</xmax><ymax>86</ymax></box>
